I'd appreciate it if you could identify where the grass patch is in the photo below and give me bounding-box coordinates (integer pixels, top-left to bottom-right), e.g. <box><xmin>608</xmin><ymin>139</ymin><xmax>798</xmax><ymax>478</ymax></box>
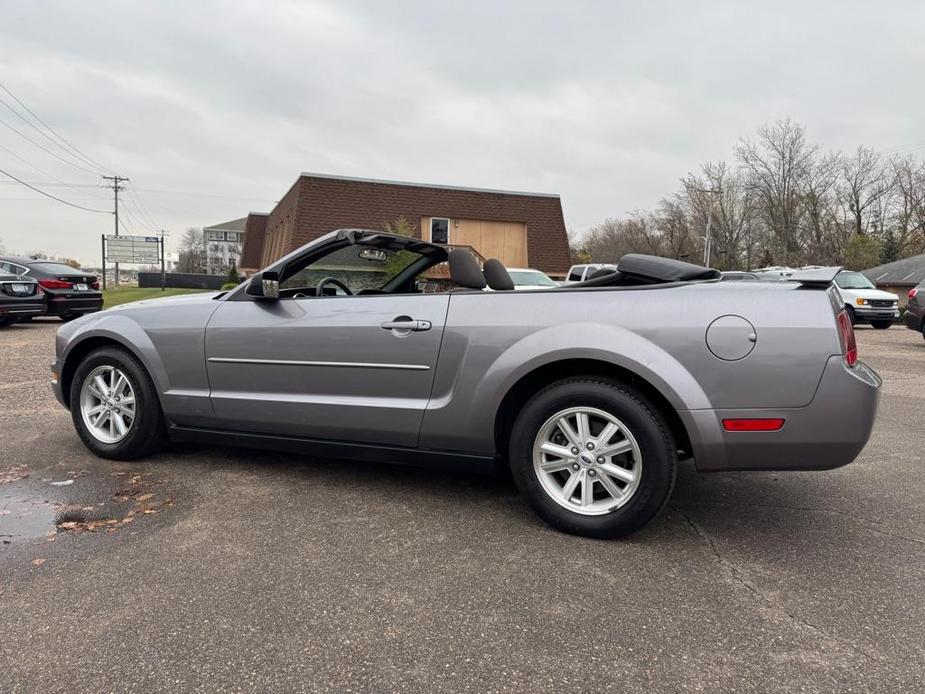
<box><xmin>102</xmin><ymin>287</ymin><xmax>211</xmax><ymax>309</ymax></box>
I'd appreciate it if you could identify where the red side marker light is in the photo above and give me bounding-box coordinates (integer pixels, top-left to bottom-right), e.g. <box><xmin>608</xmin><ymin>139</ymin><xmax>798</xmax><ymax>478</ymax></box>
<box><xmin>722</xmin><ymin>418</ymin><xmax>785</xmax><ymax>432</ymax></box>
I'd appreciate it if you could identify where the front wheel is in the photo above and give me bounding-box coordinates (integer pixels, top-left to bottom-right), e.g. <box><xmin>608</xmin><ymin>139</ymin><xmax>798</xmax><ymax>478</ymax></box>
<box><xmin>69</xmin><ymin>346</ymin><xmax>166</xmax><ymax>460</ymax></box>
<box><xmin>871</xmin><ymin>320</ymin><xmax>892</xmax><ymax>330</ymax></box>
<box><xmin>846</xmin><ymin>306</ymin><xmax>857</xmax><ymax>325</ymax></box>
<box><xmin>508</xmin><ymin>377</ymin><xmax>676</xmax><ymax>539</ymax></box>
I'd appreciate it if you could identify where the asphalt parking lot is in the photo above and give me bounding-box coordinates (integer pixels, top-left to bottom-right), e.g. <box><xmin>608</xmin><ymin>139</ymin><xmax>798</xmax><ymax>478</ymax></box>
<box><xmin>1</xmin><ymin>319</ymin><xmax>923</xmax><ymax>693</ymax></box>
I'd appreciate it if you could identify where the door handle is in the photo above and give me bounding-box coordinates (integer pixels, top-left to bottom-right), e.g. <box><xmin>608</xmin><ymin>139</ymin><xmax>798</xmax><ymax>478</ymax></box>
<box><xmin>380</xmin><ymin>318</ymin><xmax>432</xmax><ymax>332</ymax></box>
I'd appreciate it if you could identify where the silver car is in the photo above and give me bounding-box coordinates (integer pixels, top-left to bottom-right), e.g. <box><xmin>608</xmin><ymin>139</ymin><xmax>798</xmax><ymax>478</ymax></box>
<box><xmin>52</xmin><ymin>229</ymin><xmax>881</xmax><ymax>538</ymax></box>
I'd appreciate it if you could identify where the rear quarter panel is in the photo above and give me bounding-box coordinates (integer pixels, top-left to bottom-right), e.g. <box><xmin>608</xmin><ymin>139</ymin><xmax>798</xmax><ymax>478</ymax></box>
<box><xmin>420</xmin><ymin>283</ymin><xmax>841</xmax><ymax>455</ymax></box>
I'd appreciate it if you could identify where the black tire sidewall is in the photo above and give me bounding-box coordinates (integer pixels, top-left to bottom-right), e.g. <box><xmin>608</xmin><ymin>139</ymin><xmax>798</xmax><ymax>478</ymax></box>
<box><xmin>69</xmin><ymin>346</ymin><xmax>164</xmax><ymax>460</ymax></box>
<box><xmin>871</xmin><ymin>320</ymin><xmax>891</xmax><ymax>329</ymax></box>
<box><xmin>508</xmin><ymin>379</ymin><xmax>676</xmax><ymax>539</ymax></box>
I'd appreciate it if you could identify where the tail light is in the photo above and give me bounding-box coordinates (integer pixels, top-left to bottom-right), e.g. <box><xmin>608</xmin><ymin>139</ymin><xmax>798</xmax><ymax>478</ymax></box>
<box><xmin>836</xmin><ymin>309</ymin><xmax>858</xmax><ymax>367</ymax></box>
<box><xmin>38</xmin><ymin>278</ymin><xmax>73</xmax><ymax>290</ymax></box>
<box><xmin>909</xmin><ymin>288</ymin><xmax>919</xmax><ymax>300</ymax></box>
<box><xmin>91</xmin><ymin>281</ymin><xmax>100</xmax><ymax>290</ymax></box>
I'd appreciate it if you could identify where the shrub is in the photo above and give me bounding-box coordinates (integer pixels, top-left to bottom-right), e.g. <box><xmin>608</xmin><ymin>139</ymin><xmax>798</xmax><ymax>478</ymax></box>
<box><xmin>220</xmin><ymin>282</ymin><xmax>239</xmax><ymax>290</ymax></box>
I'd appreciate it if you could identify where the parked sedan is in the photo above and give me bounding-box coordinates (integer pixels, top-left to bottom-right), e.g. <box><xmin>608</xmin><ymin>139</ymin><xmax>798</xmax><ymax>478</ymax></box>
<box><xmin>904</xmin><ymin>279</ymin><xmax>925</xmax><ymax>339</ymax></box>
<box><xmin>0</xmin><ymin>272</ymin><xmax>44</xmax><ymax>327</ymax></box>
<box><xmin>0</xmin><ymin>258</ymin><xmax>103</xmax><ymax>321</ymax></box>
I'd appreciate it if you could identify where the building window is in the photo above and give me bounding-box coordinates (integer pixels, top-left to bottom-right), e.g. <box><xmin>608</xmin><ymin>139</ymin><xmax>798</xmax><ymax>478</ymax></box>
<box><xmin>430</xmin><ymin>218</ymin><xmax>450</xmax><ymax>244</ymax></box>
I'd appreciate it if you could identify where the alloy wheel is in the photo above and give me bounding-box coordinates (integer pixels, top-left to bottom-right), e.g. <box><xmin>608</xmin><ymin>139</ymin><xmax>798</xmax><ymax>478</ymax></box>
<box><xmin>79</xmin><ymin>365</ymin><xmax>137</xmax><ymax>444</ymax></box>
<box><xmin>532</xmin><ymin>406</ymin><xmax>643</xmax><ymax>515</ymax></box>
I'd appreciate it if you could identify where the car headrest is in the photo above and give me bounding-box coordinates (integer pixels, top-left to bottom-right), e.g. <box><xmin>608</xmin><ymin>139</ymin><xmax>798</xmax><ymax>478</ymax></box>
<box><xmin>483</xmin><ymin>258</ymin><xmax>515</xmax><ymax>290</ymax></box>
<box><xmin>448</xmin><ymin>249</ymin><xmax>486</xmax><ymax>289</ymax></box>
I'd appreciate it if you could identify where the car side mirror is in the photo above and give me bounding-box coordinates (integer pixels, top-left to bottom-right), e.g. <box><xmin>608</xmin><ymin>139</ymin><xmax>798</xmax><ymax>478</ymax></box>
<box><xmin>246</xmin><ymin>271</ymin><xmax>279</xmax><ymax>300</ymax></box>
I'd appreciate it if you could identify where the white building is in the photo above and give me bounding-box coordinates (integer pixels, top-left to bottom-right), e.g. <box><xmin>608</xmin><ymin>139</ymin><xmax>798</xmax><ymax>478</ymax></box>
<box><xmin>203</xmin><ymin>217</ymin><xmax>246</xmax><ymax>276</ymax></box>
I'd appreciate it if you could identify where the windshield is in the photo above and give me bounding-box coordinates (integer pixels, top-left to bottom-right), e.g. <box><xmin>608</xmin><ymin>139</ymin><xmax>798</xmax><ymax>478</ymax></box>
<box><xmin>508</xmin><ymin>270</ymin><xmax>557</xmax><ymax>287</ymax></box>
<box><xmin>835</xmin><ymin>272</ymin><xmax>875</xmax><ymax>290</ymax></box>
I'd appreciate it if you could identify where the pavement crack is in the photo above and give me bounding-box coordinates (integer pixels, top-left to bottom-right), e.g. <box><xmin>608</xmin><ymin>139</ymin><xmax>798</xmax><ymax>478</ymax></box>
<box><xmin>683</xmin><ymin>498</ymin><xmax>925</xmax><ymax>548</ymax></box>
<box><xmin>670</xmin><ymin>502</ymin><xmax>882</xmax><ymax>664</ymax></box>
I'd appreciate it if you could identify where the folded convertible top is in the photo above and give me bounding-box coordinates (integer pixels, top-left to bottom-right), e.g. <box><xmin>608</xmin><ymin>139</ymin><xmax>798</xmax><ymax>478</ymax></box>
<box><xmin>618</xmin><ymin>254</ymin><xmax>721</xmax><ymax>283</ymax></box>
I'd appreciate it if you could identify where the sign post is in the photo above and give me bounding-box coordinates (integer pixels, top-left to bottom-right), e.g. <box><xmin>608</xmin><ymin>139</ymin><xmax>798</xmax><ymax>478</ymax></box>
<box><xmin>101</xmin><ymin>235</ymin><xmax>107</xmax><ymax>291</ymax></box>
<box><xmin>104</xmin><ymin>235</ymin><xmax>162</xmax><ymax>289</ymax></box>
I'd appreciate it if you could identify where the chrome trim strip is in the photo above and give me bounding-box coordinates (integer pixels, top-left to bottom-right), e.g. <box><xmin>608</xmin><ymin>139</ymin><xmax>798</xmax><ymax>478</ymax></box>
<box><xmin>208</xmin><ymin>357</ymin><xmax>430</xmax><ymax>371</ymax></box>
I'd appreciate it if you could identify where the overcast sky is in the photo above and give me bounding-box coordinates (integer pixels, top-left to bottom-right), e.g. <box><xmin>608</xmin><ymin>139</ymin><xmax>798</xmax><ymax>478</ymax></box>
<box><xmin>0</xmin><ymin>0</ymin><xmax>922</xmax><ymax>265</ymax></box>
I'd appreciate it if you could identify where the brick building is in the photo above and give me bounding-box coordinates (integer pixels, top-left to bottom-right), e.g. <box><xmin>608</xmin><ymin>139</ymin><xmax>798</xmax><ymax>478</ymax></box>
<box><xmin>238</xmin><ymin>173</ymin><xmax>570</xmax><ymax>277</ymax></box>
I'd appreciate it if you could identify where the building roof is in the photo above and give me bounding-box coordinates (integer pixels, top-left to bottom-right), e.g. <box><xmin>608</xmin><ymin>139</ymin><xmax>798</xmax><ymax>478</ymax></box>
<box><xmin>298</xmin><ymin>172</ymin><xmax>560</xmax><ymax>199</ymax></box>
<box><xmin>204</xmin><ymin>217</ymin><xmax>248</xmax><ymax>232</ymax></box>
<box><xmin>863</xmin><ymin>254</ymin><xmax>925</xmax><ymax>286</ymax></box>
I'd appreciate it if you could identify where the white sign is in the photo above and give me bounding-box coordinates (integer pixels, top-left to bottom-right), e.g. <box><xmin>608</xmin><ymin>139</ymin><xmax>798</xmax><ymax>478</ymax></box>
<box><xmin>106</xmin><ymin>235</ymin><xmax>160</xmax><ymax>264</ymax></box>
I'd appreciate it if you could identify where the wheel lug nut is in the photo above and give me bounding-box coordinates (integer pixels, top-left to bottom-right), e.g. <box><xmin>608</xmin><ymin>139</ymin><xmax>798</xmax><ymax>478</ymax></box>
<box><xmin>571</xmin><ymin>447</ymin><xmax>579</xmax><ymax>455</ymax></box>
<box><xmin>571</xmin><ymin>463</ymin><xmax>580</xmax><ymax>471</ymax></box>
<box><xmin>588</xmin><ymin>469</ymin><xmax>596</xmax><ymax>477</ymax></box>
<box><xmin>586</xmin><ymin>442</ymin><xmax>594</xmax><ymax>450</ymax></box>
<box><xmin>596</xmin><ymin>456</ymin><xmax>604</xmax><ymax>464</ymax></box>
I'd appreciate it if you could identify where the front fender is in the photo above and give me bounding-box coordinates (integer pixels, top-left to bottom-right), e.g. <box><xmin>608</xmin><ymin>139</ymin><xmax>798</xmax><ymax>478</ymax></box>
<box><xmin>58</xmin><ymin>313</ymin><xmax>171</xmax><ymax>405</ymax></box>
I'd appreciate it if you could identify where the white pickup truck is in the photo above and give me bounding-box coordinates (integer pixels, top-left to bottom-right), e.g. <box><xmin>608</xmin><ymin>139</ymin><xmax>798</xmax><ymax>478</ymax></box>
<box><xmin>834</xmin><ymin>271</ymin><xmax>899</xmax><ymax>329</ymax></box>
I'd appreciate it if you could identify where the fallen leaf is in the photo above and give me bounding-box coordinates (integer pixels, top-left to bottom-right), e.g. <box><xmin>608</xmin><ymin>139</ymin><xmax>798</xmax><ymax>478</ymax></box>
<box><xmin>121</xmin><ymin>515</ymin><xmax>135</xmax><ymax>524</ymax></box>
<box><xmin>31</xmin><ymin>558</ymin><xmax>45</xmax><ymax>566</ymax></box>
<box><xmin>81</xmin><ymin>506</ymin><xmax>95</xmax><ymax>512</ymax></box>
<box><xmin>50</xmin><ymin>480</ymin><xmax>73</xmax><ymax>487</ymax></box>
<box><xmin>135</xmin><ymin>493</ymin><xmax>154</xmax><ymax>502</ymax></box>
<box><xmin>141</xmin><ymin>509</ymin><xmax>159</xmax><ymax>515</ymax></box>
<box><xmin>58</xmin><ymin>522</ymin><xmax>78</xmax><ymax>530</ymax></box>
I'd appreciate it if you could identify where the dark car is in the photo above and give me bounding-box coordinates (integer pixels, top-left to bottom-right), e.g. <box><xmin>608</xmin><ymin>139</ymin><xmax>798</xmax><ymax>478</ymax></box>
<box><xmin>904</xmin><ymin>279</ymin><xmax>925</xmax><ymax>339</ymax></box>
<box><xmin>0</xmin><ymin>258</ymin><xmax>102</xmax><ymax>321</ymax></box>
<box><xmin>0</xmin><ymin>272</ymin><xmax>44</xmax><ymax>327</ymax></box>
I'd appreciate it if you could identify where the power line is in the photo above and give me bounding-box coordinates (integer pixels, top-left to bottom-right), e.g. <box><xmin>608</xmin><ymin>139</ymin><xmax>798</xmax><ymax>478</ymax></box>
<box><xmin>0</xmin><ymin>166</ymin><xmax>111</xmax><ymax>213</ymax></box>
<box><xmin>0</xmin><ymin>115</ymin><xmax>101</xmax><ymax>175</ymax></box>
<box><xmin>0</xmin><ymin>142</ymin><xmax>109</xmax><ymax>200</ymax></box>
<box><xmin>0</xmin><ymin>79</ymin><xmax>113</xmax><ymax>174</ymax></box>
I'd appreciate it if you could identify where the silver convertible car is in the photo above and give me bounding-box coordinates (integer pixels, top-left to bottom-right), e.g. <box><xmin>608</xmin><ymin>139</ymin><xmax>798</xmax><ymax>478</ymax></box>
<box><xmin>52</xmin><ymin>229</ymin><xmax>881</xmax><ymax>538</ymax></box>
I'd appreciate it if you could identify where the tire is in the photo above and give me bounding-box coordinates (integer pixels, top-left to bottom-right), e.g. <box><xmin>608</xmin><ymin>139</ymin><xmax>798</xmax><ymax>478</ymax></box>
<box><xmin>69</xmin><ymin>346</ymin><xmax>166</xmax><ymax>460</ymax></box>
<box><xmin>60</xmin><ymin>313</ymin><xmax>79</xmax><ymax>322</ymax></box>
<box><xmin>0</xmin><ymin>316</ymin><xmax>16</xmax><ymax>328</ymax></box>
<box><xmin>846</xmin><ymin>306</ymin><xmax>857</xmax><ymax>325</ymax></box>
<box><xmin>508</xmin><ymin>377</ymin><xmax>676</xmax><ymax>539</ymax></box>
<box><xmin>871</xmin><ymin>320</ymin><xmax>891</xmax><ymax>330</ymax></box>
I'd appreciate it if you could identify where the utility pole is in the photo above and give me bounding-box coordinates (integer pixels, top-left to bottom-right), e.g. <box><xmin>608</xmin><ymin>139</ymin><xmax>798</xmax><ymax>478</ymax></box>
<box><xmin>691</xmin><ymin>187</ymin><xmax>722</xmax><ymax>267</ymax></box>
<box><xmin>102</xmin><ymin>175</ymin><xmax>129</xmax><ymax>287</ymax></box>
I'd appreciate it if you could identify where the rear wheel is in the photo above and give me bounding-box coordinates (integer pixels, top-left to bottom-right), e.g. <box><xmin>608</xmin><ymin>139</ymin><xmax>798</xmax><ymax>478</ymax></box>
<box><xmin>508</xmin><ymin>377</ymin><xmax>676</xmax><ymax>539</ymax></box>
<box><xmin>69</xmin><ymin>346</ymin><xmax>166</xmax><ymax>460</ymax></box>
<box><xmin>871</xmin><ymin>320</ymin><xmax>892</xmax><ymax>330</ymax></box>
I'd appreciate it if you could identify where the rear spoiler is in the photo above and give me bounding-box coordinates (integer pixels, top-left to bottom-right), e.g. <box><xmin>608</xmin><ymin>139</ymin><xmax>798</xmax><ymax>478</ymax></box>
<box><xmin>787</xmin><ymin>266</ymin><xmax>842</xmax><ymax>288</ymax></box>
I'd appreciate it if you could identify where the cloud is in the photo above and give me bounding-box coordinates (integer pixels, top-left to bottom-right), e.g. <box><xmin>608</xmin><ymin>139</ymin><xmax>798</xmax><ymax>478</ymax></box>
<box><xmin>0</xmin><ymin>0</ymin><xmax>922</xmax><ymax>263</ymax></box>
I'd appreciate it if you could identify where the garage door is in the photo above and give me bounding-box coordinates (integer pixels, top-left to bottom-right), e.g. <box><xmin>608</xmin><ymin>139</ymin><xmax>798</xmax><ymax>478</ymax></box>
<box><xmin>423</xmin><ymin>217</ymin><xmax>527</xmax><ymax>267</ymax></box>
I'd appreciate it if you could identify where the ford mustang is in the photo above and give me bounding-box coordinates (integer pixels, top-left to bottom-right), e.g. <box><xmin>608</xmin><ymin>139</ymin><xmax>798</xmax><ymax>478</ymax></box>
<box><xmin>51</xmin><ymin>229</ymin><xmax>881</xmax><ymax>538</ymax></box>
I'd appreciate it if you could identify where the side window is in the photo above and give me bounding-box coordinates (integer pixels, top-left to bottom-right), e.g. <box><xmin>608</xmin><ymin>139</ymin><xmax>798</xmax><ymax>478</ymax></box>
<box><xmin>567</xmin><ymin>266</ymin><xmax>585</xmax><ymax>282</ymax></box>
<box><xmin>430</xmin><ymin>218</ymin><xmax>450</xmax><ymax>244</ymax></box>
<box><xmin>279</xmin><ymin>244</ymin><xmax>425</xmax><ymax>297</ymax></box>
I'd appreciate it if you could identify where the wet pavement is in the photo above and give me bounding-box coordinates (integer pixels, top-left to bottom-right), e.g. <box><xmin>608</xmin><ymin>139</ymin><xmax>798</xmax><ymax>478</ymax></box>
<box><xmin>1</xmin><ymin>318</ymin><xmax>924</xmax><ymax>693</ymax></box>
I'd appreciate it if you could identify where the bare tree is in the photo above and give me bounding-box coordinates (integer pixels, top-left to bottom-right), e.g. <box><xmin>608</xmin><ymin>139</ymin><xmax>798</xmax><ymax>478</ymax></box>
<box><xmin>799</xmin><ymin>151</ymin><xmax>841</xmax><ymax>264</ymax></box>
<box><xmin>891</xmin><ymin>156</ymin><xmax>925</xmax><ymax>256</ymax></box>
<box><xmin>681</xmin><ymin>162</ymin><xmax>755</xmax><ymax>269</ymax></box>
<box><xmin>178</xmin><ymin>227</ymin><xmax>204</xmax><ymax>273</ymax></box>
<box><xmin>839</xmin><ymin>146</ymin><xmax>894</xmax><ymax>237</ymax></box>
<box><xmin>736</xmin><ymin>118</ymin><xmax>814</xmax><ymax>266</ymax></box>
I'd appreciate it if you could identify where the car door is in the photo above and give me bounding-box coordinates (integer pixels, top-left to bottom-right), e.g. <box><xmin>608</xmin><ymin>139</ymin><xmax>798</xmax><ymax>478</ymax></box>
<box><xmin>204</xmin><ymin>292</ymin><xmax>450</xmax><ymax>447</ymax></box>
